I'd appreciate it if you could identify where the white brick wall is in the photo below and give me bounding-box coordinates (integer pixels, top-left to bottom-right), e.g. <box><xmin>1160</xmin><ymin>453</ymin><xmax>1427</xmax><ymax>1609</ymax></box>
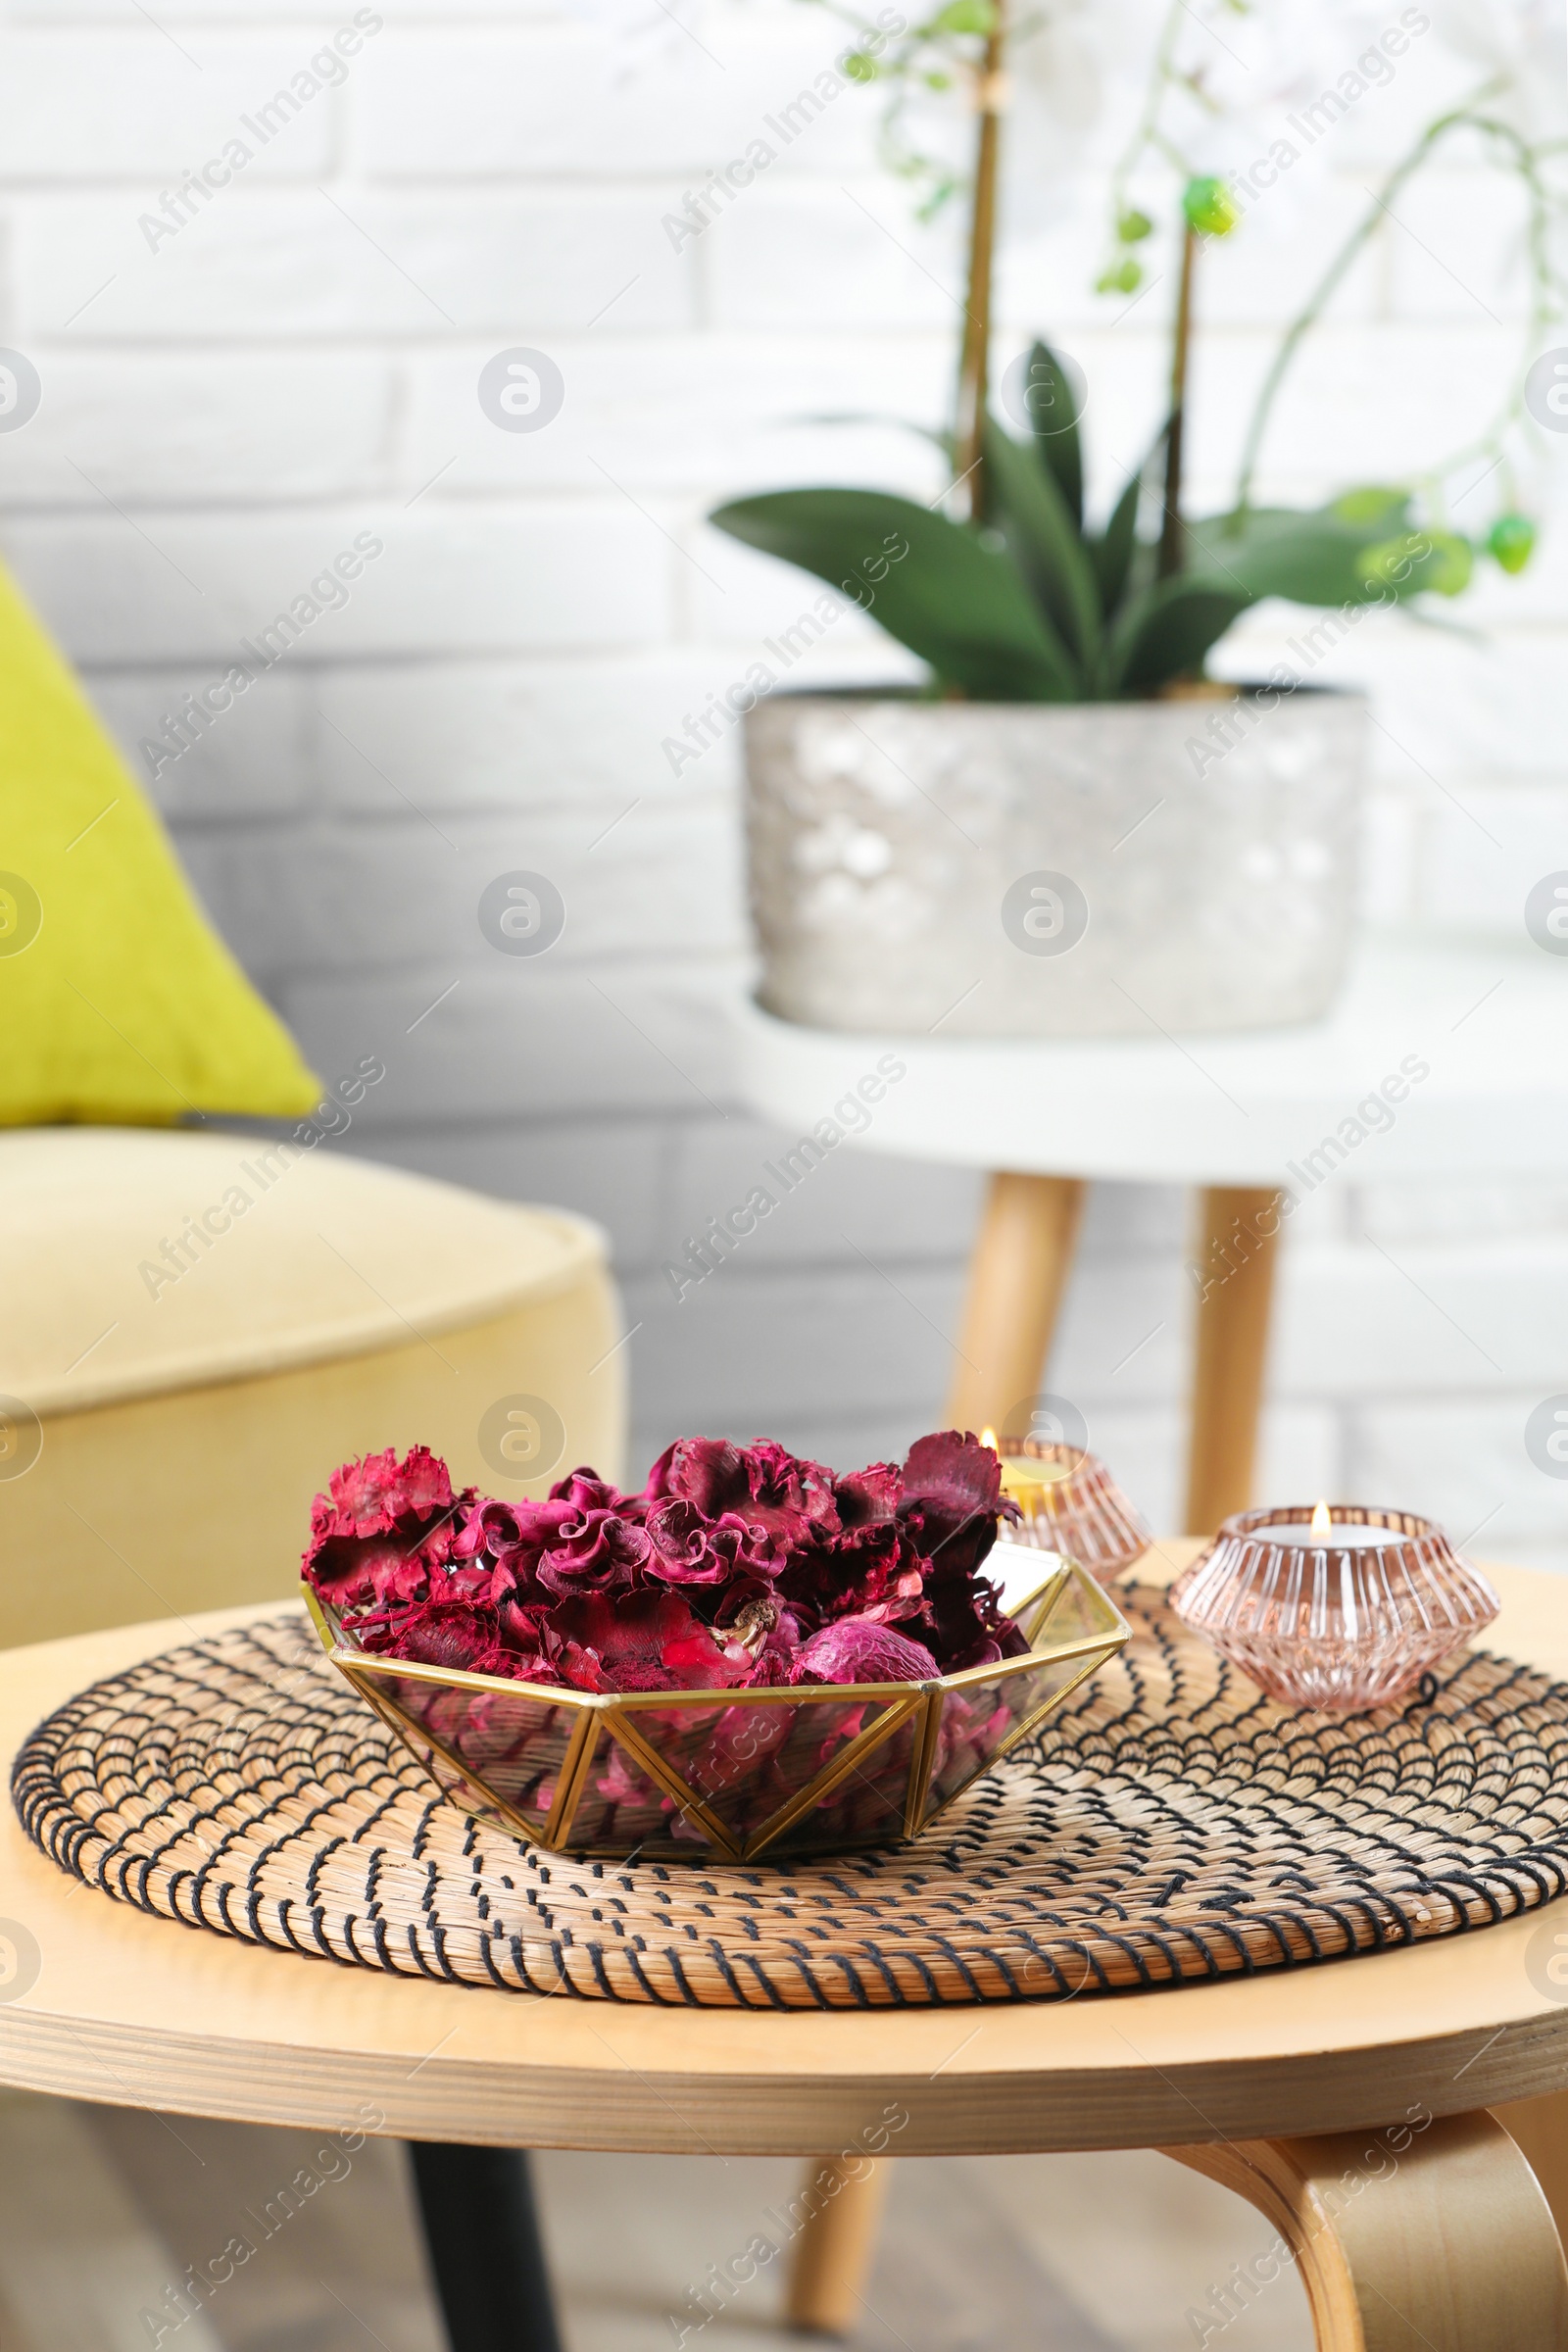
<box><xmin>5</xmin><ymin>0</ymin><xmax>1566</xmax><ymax>1566</ymax></box>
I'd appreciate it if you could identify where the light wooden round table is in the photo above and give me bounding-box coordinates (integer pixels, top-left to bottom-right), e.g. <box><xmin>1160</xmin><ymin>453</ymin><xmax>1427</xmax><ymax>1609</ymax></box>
<box><xmin>733</xmin><ymin>932</ymin><xmax>1568</xmax><ymax>1532</ymax></box>
<box><xmin>4</xmin><ymin>1548</ymin><xmax>1568</xmax><ymax>2349</ymax></box>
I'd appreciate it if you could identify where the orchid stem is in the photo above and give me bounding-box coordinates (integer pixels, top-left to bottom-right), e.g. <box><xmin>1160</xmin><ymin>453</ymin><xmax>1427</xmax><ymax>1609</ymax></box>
<box><xmin>954</xmin><ymin>0</ymin><xmax>1007</xmax><ymax>521</ymax></box>
<box><xmin>1233</xmin><ymin>83</ymin><xmax>1506</xmax><ymax>514</ymax></box>
<box><xmin>1158</xmin><ymin>221</ymin><xmax>1197</xmax><ymax>578</ymax></box>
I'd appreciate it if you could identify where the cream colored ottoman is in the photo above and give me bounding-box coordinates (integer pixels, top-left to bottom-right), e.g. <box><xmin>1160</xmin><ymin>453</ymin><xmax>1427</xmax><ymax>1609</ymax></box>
<box><xmin>0</xmin><ymin>1128</ymin><xmax>624</xmax><ymax>1646</ymax></box>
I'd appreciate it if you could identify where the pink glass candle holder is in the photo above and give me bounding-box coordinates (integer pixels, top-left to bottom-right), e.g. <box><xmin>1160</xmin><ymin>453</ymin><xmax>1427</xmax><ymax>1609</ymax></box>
<box><xmin>1171</xmin><ymin>1503</ymin><xmax>1500</xmax><ymax>1713</ymax></box>
<box><xmin>993</xmin><ymin>1437</ymin><xmax>1152</xmax><ymax>1585</ymax></box>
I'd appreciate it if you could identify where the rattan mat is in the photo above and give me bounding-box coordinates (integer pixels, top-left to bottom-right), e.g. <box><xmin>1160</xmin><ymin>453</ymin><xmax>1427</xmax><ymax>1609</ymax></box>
<box><xmin>14</xmin><ymin>1593</ymin><xmax>1568</xmax><ymax>2008</ymax></box>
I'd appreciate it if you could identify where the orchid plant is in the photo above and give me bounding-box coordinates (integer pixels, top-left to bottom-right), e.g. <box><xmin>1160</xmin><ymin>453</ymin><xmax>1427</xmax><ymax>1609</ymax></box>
<box><xmin>711</xmin><ymin>0</ymin><xmax>1563</xmax><ymax>698</ymax></box>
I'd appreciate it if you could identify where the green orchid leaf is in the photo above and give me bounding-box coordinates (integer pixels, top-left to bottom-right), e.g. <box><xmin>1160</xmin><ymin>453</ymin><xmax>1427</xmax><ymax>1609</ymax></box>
<box><xmin>710</xmin><ymin>486</ymin><xmax>1084</xmax><ymax>701</ymax></box>
<box><xmin>982</xmin><ymin>418</ymin><xmax>1102</xmax><ymax>670</ymax></box>
<box><xmin>1329</xmin><ymin>485</ymin><xmax>1410</xmax><ymax>532</ymax></box>
<box><xmin>1189</xmin><ymin>497</ymin><xmax>1484</xmax><ymax>611</ymax></box>
<box><xmin>1358</xmin><ymin>527</ymin><xmax>1473</xmax><ymax>598</ymax></box>
<box><xmin>1186</xmin><ymin>500</ymin><xmax>1417</xmax><ymax>607</ymax></box>
<box><xmin>1087</xmin><ymin>417</ymin><xmax>1169</xmax><ymax>621</ymax></box>
<box><xmin>1105</xmin><ymin>574</ymin><xmax>1251</xmax><ymax>696</ymax></box>
<box><xmin>1090</xmin><ymin>460</ymin><xmax>1154</xmax><ymax>620</ymax></box>
<box><xmin>1018</xmin><ymin>340</ymin><xmax>1083</xmax><ymax>529</ymax></box>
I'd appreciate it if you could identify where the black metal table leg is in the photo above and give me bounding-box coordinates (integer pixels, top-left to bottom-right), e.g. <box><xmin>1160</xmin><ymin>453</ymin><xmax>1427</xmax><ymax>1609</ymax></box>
<box><xmin>409</xmin><ymin>2142</ymin><xmax>564</xmax><ymax>2352</ymax></box>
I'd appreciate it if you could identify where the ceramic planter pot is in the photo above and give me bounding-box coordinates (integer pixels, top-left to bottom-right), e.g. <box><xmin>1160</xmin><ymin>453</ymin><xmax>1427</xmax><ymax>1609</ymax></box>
<box><xmin>745</xmin><ymin>688</ymin><xmax>1368</xmax><ymax>1037</ymax></box>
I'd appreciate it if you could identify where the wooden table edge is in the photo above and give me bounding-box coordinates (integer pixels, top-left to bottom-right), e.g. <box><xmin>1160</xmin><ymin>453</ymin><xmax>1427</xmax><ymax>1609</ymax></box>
<box><xmin>4</xmin><ymin>1999</ymin><xmax>1568</xmax><ymax>2155</ymax></box>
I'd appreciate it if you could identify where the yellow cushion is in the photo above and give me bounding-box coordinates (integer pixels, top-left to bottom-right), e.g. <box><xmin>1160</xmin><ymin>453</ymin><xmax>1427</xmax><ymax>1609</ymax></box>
<box><xmin>0</xmin><ymin>1129</ymin><xmax>626</xmax><ymax>1644</ymax></box>
<box><xmin>0</xmin><ymin>562</ymin><xmax>318</xmax><ymax>1123</ymax></box>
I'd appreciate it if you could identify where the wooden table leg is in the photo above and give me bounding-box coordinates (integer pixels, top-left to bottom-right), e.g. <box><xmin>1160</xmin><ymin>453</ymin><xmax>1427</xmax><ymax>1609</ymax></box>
<box><xmin>1184</xmin><ymin>1185</ymin><xmax>1283</xmax><ymax>1535</ymax></box>
<box><xmin>945</xmin><ymin>1172</ymin><xmax>1087</xmax><ymax>1434</ymax></box>
<box><xmin>1494</xmin><ymin>2088</ymin><xmax>1568</xmax><ymax>2248</ymax></box>
<box><xmin>785</xmin><ymin>2156</ymin><xmax>891</xmax><ymax>2335</ymax></box>
<box><xmin>408</xmin><ymin>2142</ymin><xmax>563</xmax><ymax>2352</ymax></box>
<box><xmin>1167</xmin><ymin>2111</ymin><xmax>1568</xmax><ymax>2348</ymax></box>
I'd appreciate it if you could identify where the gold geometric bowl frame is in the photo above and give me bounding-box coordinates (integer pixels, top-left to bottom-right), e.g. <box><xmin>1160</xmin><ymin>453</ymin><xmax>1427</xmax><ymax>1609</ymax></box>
<box><xmin>305</xmin><ymin>1560</ymin><xmax>1130</xmax><ymax>1863</ymax></box>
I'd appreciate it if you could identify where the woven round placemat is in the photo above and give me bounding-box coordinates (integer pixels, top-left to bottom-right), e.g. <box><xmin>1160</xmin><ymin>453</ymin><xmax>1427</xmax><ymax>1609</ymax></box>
<box><xmin>14</xmin><ymin>1594</ymin><xmax>1568</xmax><ymax>2009</ymax></box>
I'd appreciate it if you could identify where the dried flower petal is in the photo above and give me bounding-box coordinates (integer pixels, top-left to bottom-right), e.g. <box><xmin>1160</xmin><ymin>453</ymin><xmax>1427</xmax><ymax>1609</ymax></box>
<box><xmin>643</xmin><ymin>1495</ymin><xmax>740</xmax><ymax>1585</ymax></box>
<box><xmin>551</xmin><ymin>1589</ymin><xmax>752</xmax><ymax>1692</ymax></box>
<box><xmin>898</xmin><ymin>1428</ymin><xmax>1014</xmax><ymax>1586</ymax></box>
<box><xmin>791</xmin><ymin>1616</ymin><xmax>937</xmax><ymax>1686</ymax></box>
<box><xmin>645</xmin><ymin>1436</ymin><xmax>840</xmax><ymax>1550</ymax></box>
<box><xmin>833</xmin><ymin>1460</ymin><xmax>901</xmax><ymax>1528</ymax></box>
<box><xmin>306</xmin><ymin>1431</ymin><xmax>1027</xmax><ymax>1696</ymax></box>
<box><xmin>383</xmin><ymin>1600</ymin><xmax>512</xmax><ymax>1677</ymax></box>
<box><xmin>303</xmin><ymin>1445</ymin><xmax>466</xmax><ymax>1614</ymax></box>
<box><xmin>320</xmin><ymin>1444</ymin><xmax>455</xmax><ymax>1538</ymax></box>
<box><xmin>535</xmin><ymin>1508</ymin><xmax>653</xmax><ymax>1598</ymax></box>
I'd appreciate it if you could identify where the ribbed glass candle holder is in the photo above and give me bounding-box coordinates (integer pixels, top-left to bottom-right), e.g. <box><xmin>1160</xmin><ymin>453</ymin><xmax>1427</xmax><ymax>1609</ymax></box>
<box><xmin>1170</xmin><ymin>1504</ymin><xmax>1500</xmax><ymax>1713</ymax></box>
<box><xmin>995</xmin><ymin>1439</ymin><xmax>1152</xmax><ymax>1585</ymax></box>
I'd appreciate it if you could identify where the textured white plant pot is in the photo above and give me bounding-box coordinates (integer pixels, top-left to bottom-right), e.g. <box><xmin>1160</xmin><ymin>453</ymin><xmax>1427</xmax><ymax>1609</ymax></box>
<box><xmin>745</xmin><ymin>689</ymin><xmax>1367</xmax><ymax>1037</ymax></box>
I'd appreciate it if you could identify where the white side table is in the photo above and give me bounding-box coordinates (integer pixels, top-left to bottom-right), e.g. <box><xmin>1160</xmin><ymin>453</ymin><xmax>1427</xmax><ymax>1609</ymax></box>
<box><xmin>732</xmin><ymin>932</ymin><xmax>1568</xmax><ymax>1529</ymax></box>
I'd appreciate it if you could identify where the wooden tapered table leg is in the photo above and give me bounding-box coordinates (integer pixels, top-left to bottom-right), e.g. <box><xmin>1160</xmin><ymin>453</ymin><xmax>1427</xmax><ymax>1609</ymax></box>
<box><xmin>1167</xmin><ymin>2112</ymin><xmax>1568</xmax><ymax>2349</ymax></box>
<box><xmin>1184</xmin><ymin>1185</ymin><xmax>1284</xmax><ymax>1535</ymax></box>
<box><xmin>785</xmin><ymin>2156</ymin><xmax>892</xmax><ymax>2335</ymax></box>
<box><xmin>945</xmin><ymin>1172</ymin><xmax>1087</xmax><ymax>1434</ymax></box>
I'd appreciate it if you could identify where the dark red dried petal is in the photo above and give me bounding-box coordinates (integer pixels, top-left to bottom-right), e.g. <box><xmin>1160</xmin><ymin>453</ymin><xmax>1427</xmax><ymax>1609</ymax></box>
<box><xmin>642</xmin><ymin>1495</ymin><xmax>730</xmax><ymax>1585</ymax></box>
<box><xmin>833</xmin><ymin>1460</ymin><xmax>902</xmax><ymax>1529</ymax></box>
<box><xmin>322</xmin><ymin>1445</ymin><xmax>455</xmax><ymax>1540</ymax></box>
<box><xmin>902</xmin><ymin>1429</ymin><xmax>1001</xmax><ymax>1517</ymax></box>
<box><xmin>548</xmin><ymin>1468</ymin><xmax>626</xmax><ymax>1514</ymax></box>
<box><xmin>641</xmin><ymin>1437</ymin><xmax>751</xmax><ymax>1516</ymax></box>
<box><xmin>535</xmin><ymin>1509</ymin><xmax>653</xmax><ymax>1598</ymax></box>
<box><xmin>550</xmin><ymin>1589</ymin><xmax>749</xmax><ymax>1691</ymax></box>
<box><xmin>791</xmin><ymin>1616</ymin><xmax>936</xmax><ymax>1686</ymax></box>
<box><xmin>644</xmin><ymin>1437</ymin><xmax>841</xmax><ymax>1551</ymax></box>
<box><xmin>307</xmin><ymin>1532</ymin><xmax>431</xmax><ymax>1612</ymax></box>
<box><xmin>389</xmin><ymin>1600</ymin><xmax>511</xmax><ymax>1676</ymax></box>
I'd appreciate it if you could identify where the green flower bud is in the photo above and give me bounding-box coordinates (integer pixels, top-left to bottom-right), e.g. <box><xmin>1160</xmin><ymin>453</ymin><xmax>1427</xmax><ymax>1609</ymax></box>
<box><xmin>1182</xmin><ymin>175</ymin><xmax>1240</xmax><ymax>237</ymax></box>
<box><xmin>928</xmin><ymin>0</ymin><xmax>994</xmax><ymax>33</ymax></box>
<box><xmin>1424</xmin><ymin>531</ymin><xmax>1474</xmax><ymax>596</ymax></box>
<box><xmin>1330</xmin><ymin>485</ymin><xmax>1407</xmax><ymax>529</ymax></box>
<box><xmin>1359</xmin><ymin>531</ymin><xmax>1472</xmax><ymax>597</ymax></box>
<box><xmin>1486</xmin><ymin>513</ymin><xmax>1536</xmax><ymax>574</ymax></box>
<box><xmin>1097</xmin><ymin>258</ymin><xmax>1143</xmax><ymax>294</ymax></box>
<box><xmin>1357</xmin><ymin>539</ymin><xmax>1412</xmax><ymax>589</ymax></box>
<box><xmin>1116</xmin><ymin>208</ymin><xmax>1153</xmax><ymax>244</ymax></box>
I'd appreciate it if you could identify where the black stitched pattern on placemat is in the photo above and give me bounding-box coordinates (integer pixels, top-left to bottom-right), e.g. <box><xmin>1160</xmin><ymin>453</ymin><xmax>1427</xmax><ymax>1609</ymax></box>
<box><xmin>13</xmin><ymin>1592</ymin><xmax>1568</xmax><ymax>2008</ymax></box>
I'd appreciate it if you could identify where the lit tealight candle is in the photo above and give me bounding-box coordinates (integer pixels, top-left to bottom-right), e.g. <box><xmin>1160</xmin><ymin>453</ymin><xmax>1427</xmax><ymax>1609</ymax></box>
<box><xmin>982</xmin><ymin>1426</ymin><xmax>1073</xmax><ymax>1517</ymax></box>
<box><xmin>1174</xmin><ymin>1498</ymin><xmax>1494</xmax><ymax>1710</ymax></box>
<box><xmin>1247</xmin><ymin>1501</ymin><xmax>1405</xmax><ymax>1550</ymax></box>
<box><xmin>980</xmin><ymin>1431</ymin><xmax>1151</xmax><ymax>1582</ymax></box>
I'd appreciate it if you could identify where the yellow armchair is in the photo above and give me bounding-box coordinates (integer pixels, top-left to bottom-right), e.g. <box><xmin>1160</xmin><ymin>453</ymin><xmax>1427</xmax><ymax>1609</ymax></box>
<box><xmin>0</xmin><ymin>1127</ymin><xmax>625</xmax><ymax>1645</ymax></box>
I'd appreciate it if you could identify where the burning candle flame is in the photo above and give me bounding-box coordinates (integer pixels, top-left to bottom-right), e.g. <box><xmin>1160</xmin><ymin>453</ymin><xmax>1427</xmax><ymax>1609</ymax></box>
<box><xmin>981</xmin><ymin>1427</ymin><xmax>999</xmax><ymax>1454</ymax></box>
<box><xmin>1310</xmin><ymin>1499</ymin><xmax>1334</xmax><ymax>1540</ymax></box>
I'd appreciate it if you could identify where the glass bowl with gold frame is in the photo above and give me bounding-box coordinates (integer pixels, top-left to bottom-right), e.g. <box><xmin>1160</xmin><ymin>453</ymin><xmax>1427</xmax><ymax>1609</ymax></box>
<box><xmin>304</xmin><ymin>1548</ymin><xmax>1129</xmax><ymax>1863</ymax></box>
